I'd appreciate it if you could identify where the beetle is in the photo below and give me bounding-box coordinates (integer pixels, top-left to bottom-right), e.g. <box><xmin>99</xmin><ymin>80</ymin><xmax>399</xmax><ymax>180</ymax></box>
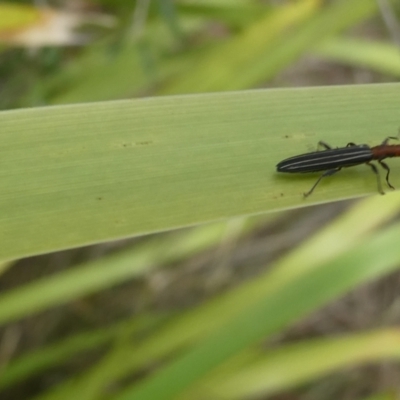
<box><xmin>276</xmin><ymin>135</ymin><xmax>400</xmax><ymax>197</ymax></box>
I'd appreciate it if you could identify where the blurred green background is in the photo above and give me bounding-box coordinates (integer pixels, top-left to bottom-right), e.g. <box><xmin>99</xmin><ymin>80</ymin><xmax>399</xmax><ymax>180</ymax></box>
<box><xmin>1</xmin><ymin>1</ymin><xmax>400</xmax><ymax>400</ymax></box>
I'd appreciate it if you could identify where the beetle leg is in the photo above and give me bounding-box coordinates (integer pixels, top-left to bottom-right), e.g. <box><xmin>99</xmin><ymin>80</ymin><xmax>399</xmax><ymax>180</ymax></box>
<box><xmin>316</xmin><ymin>141</ymin><xmax>332</xmax><ymax>151</ymax></box>
<box><xmin>303</xmin><ymin>168</ymin><xmax>341</xmax><ymax>198</ymax></box>
<box><xmin>381</xmin><ymin>136</ymin><xmax>398</xmax><ymax>145</ymax></box>
<box><xmin>378</xmin><ymin>160</ymin><xmax>394</xmax><ymax>189</ymax></box>
<box><xmin>366</xmin><ymin>161</ymin><xmax>384</xmax><ymax>194</ymax></box>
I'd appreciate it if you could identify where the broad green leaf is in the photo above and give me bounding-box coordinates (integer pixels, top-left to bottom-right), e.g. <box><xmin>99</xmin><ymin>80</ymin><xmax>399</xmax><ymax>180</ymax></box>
<box><xmin>2</xmin><ymin>83</ymin><xmax>400</xmax><ymax>261</ymax></box>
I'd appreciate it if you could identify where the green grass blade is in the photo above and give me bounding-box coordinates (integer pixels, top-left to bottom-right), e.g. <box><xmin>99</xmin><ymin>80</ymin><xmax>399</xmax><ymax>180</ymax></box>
<box><xmin>160</xmin><ymin>0</ymin><xmax>383</xmax><ymax>94</ymax></box>
<box><xmin>363</xmin><ymin>392</ymin><xmax>399</xmax><ymax>400</ymax></box>
<box><xmin>0</xmin><ymin>314</ymin><xmax>168</xmax><ymax>390</ymax></box>
<box><xmin>314</xmin><ymin>38</ymin><xmax>400</xmax><ymax>77</ymax></box>
<box><xmin>160</xmin><ymin>0</ymin><xmax>320</xmax><ymax>94</ymax></box>
<box><xmin>176</xmin><ymin>1</ymin><xmax>268</xmax><ymax>29</ymax></box>
<box><xmin>186</xmin><ymin>329</ymin><xmax>400</xmax><ymax>398</ymax></box>
<box><xmin>2</xmin><ymin>83</ymin><xmax>400</xmax><ymax>260</ymax></box>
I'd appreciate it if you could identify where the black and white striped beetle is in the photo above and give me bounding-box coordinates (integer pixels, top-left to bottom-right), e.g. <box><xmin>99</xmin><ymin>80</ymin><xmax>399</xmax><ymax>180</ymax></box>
<box><xmin>276</xmin><ymin>134</ymin><xmax>400</xmax><ymax>197</ymax></box>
